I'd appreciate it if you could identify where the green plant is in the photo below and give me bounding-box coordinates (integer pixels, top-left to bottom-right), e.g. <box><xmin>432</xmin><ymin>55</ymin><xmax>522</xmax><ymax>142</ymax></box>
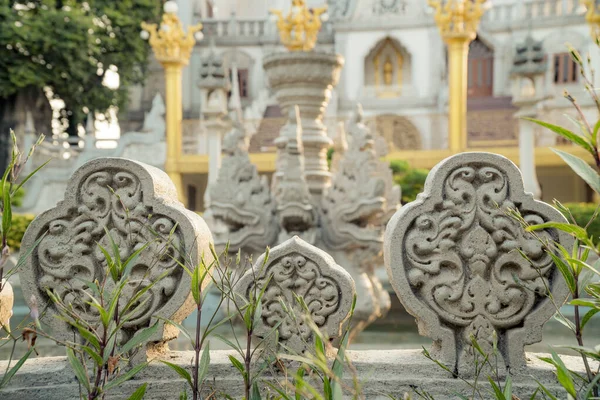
<box><xmin>564</xmin><ymin>203</ymin><xmax>600</xmax><ymax>241</ymax></box>
<box><xmin>0</xmin><ymin>130</ymin><xmax>47</xmax><ymax>390</ymax></box>
<box><xmin>31</xmin><ymin>227</ymin><xmax>165</xmax><ymax>400</ymax></box>
<box><xmin>266</xmin><ymin>295</ymin><xmax>360</xmax><ymax>400</ymax></box>
<box><xmin>158</xmin><ymin>243</ymin><xmax>239</xmax><ymax>400</ymax></box>
<box><xmin>416</xmin><ymin>336</ymin><xmax>527</xmax><ymax>400</ymax></box>
<box><xmin>389</xmin><ymin>160</ymin><xmax>429</xmax><ymax>204</ymax></box>
<box><xmin>5</xmin><ymin>214</ymin><xmax>34</xmax><ymax>251</ymax></box>
<box><xmin>523</xmin><ymin>42</ymin><xmax>600</xmax><ymax>399</ymax></box>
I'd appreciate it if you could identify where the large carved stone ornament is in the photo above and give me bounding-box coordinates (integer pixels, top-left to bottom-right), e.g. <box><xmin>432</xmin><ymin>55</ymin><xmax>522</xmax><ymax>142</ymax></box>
<box><xmin>207</xmin><ymin>123</ymin><xmax>279</xmax><ymax>254</ymax></box>
<box><xmin>235</xmin><ymin>236</ymin><xmax>355</xmax><ymax>356</ymax></box>
<box><xmin>20</xmin><ymin>158</ymin><xmax>213</xmax><ymax>363</ymax></box>
<box><xmin>385</xmin><ymin>153</ymin><xmax>572</xmax><ymax>373</ymax></box>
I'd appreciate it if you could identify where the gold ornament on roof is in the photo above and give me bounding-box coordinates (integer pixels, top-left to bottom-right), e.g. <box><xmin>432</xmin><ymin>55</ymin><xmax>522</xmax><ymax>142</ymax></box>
<box><xmin>428</xmin><ymin>0</ymin><xmax>488</xmax><ymax>42</ymax></box>
<box><xmin>581</xmin><ymin>0</ymin><xmax>600</xmax><ymax>39</ymax></box>
<box><xmin>141</xmin><ymin>5</ymin><xmax>203</xmax><ymax>66</ymax></box>
<box><xmin>270</xmin><ymin>0</ymin><xmax>328</xmax><ymax>52</ymax></box>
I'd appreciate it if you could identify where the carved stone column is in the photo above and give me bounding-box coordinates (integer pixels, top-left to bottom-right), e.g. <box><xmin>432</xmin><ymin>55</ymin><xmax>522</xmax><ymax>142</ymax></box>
<box><xmin>264</xmin><ymin>51</ymin><xmax>344</xmax><ymax>200</ymax></box>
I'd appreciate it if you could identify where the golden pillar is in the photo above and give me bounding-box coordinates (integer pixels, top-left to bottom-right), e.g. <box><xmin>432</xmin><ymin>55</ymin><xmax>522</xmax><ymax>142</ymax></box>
<box><xmin>428</xmin><ymin>0</ymin><xmax>489</xmax><ymax>153</ymax></box>
<box><xmin>142</xmin><ymin>1</ymin><xmax>202</xmax><ymax>204</ymax></box>
<box><xmin>581</xmin><ymin>0</ymin><xmax>600</xmax><ymax>40</ymax></box>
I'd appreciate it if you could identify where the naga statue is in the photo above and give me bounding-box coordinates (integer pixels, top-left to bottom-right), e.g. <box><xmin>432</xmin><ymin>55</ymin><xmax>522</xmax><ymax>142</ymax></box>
<box><xmin>321</xmin><ymin>104</ymin><xmax>393</xmax><ymax>337</ymax></box>
<box><xmin>206</xmin><ymin>121</ymin><xmax>279</xmax><ymax>255</ymax></box>
<box><xmin>205</xmin><ymin>103</ymin><xmax>399</xmax><ymax>339</ymax></box>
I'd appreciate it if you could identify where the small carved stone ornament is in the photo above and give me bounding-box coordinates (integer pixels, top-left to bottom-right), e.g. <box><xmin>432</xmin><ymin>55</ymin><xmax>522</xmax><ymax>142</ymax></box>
<box><xmin>235</xmin><ymin>236</ymin><xmax>355</xmax><ymax>356</ymax></box>
<box><xmin>20</xmin><ymin>158</ymin><xmax>213</xmax><ymax>364</ymax></box>
<box><xmin>385</xmin><ymin>152</ymin><xmax>572</xmax><ymax>374</ymax></box>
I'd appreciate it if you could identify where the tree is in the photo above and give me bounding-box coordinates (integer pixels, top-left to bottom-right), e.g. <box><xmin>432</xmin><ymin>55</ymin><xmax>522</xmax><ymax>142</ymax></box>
<box><xmin>0</xmin><ymin>0</ymin><xmax>162</xmax><ymax>170</ymax></box>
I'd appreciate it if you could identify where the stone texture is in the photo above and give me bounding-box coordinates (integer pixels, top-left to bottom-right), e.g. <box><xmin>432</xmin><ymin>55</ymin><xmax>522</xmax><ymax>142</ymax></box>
<box><xmin>385</xmin><ymin>152</ymin><xmax>572</xmax><ymax>373</ymax></box>
<box><xmin>235</xmin><ymin>236</ymin><xmax>355</xmax><ymax>355</ymax></box>
<box><xmin>1</xmin><ymin>349</ymin><xmax>593</xmax><ymax>399</ymax></box>
<box><xmin>19</xmin><ymin>157</ymin><xmax>213</xmax><ymax>362</ymax></box>
<box><xmin>205</xmin><ymin>122</ymin><xmax>278</xmax><ymax>254</ymax></box>
<box><xmin>264</xmin><ymin>51</ymin><xmax>344</xmax><ymax>199</ymax></box>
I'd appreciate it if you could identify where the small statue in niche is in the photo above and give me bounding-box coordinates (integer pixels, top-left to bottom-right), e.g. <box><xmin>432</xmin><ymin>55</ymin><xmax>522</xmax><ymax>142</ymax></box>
<box><xmin>383</xmin><ymin>55</ymin><xmax>393</xmax><ymax>86</ymax></box>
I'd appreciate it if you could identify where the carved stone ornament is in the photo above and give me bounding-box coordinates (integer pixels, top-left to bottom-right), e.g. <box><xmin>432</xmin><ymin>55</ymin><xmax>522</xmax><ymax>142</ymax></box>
<box><xmin>384</xmin><ymin>153</ymin><xmax>572</xmax><ymax>373</ymax></box>
<box><xmin>235</xmin><ymin>236</ymin><xmax>355</xmax><ymax>356</ymax></box>
<box><xmin>20</xmin><ymin>157</ymin><xmax>213</xmax><ymax>363</ymax></box>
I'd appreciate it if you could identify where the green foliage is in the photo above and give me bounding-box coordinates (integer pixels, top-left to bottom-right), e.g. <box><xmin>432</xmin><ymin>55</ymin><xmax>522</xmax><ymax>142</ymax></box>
<box><xmin>564</xmin><ymin>203</ymin><xmax>600</xmax><ymax>241</ymax></box>
<box><xmin>0</xmin><ymin>130</ymin><xmax>46</xmax><ymax>391</ymax></box>
<box><xmin>520</xmin><ymin>42</ymin><xmax>600</xmax><ymax>399</ymax></box>
<box><xmin>5</xmin><ymin>213</ymin><xmax>34</xmax><ymax>251</ymax></box>
<box><xmin>389</xmin><ymin>159</ymin><xmax>429</xmax><ymax>204</ymax></box>
<box><xmin>0</xmin><ymin>0</ymin><xmax>162</xmax><ymax>124</ymax></box>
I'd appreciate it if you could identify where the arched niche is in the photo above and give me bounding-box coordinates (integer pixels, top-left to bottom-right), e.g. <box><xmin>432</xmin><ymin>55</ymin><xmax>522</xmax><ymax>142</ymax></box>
<box><xmin>371</xmin><ymin>114</ymin><xmax>422</xmax><ymax>151</ymax></box>
<box><xmin>364</xmin><ymin>37</ymin><xmax>411</xmax><ymax>98</ymax></box>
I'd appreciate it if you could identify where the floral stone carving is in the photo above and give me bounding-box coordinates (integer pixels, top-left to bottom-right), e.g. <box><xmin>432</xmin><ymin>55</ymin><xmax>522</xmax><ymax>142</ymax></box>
<box><xmin>20</xmin><ymin>157</ymin><xmax>213</xmax><ymax>363</ymax></box>
<box><xmin>384</xmin><ymin>153</ymin><xmax>572</xmax><ymax>373</ymax></box>
<box><xmin>235</xmin><ymin>236</ymin><xmax>355</xmax><ymax>356</ymax></box>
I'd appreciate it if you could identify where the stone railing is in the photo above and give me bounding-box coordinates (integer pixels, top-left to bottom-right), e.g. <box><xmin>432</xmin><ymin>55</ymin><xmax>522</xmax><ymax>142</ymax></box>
<box><xmin>197</xmin><ymin>18</ymin><xmax>335</xmax><ymax>46</ymax></box>
<box><xmin>0</xmin><ymin>152</ymin><xmax>592</xmax><ymax>399</ymax></box>
<box><xmin>482</xmin><ymin>0</ymin><xmax>584</xmax><ymax>30</ymax></box>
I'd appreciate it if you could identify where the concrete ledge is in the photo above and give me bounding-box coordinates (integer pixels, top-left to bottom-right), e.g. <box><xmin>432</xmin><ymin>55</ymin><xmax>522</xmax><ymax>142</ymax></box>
<box><xmin>0</xmin><ymin>349</ymin><xmax>590</xmax><ymax>399</ymax></box>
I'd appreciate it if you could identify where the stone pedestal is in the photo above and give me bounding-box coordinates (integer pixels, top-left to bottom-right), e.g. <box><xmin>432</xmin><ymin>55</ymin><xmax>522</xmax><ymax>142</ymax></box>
<box><xmin>264</xmin><ymin>51</ymin><xmax>344</xmax><ymax>199</ymax></box>
<box><xmin>516</xmin><ymin>107</ymin><xmax>542</xmax><ymax>199</ymax></box>
<box><xmin>203</xmin><ymin>118</ymin><xmax>230</xmax><ymax>206</ymax></box>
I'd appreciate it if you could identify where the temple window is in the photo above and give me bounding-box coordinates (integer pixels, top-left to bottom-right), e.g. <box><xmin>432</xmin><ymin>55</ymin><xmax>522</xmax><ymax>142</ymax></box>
<box><xmin>467</xmin><ymin>38</ymin><xmax>494</xmax><ymax>98</ymax></box>
<box><xmin>553</xmin><ymin>52</ymin><xmax>578</xmax><ymax>84</ymax></box>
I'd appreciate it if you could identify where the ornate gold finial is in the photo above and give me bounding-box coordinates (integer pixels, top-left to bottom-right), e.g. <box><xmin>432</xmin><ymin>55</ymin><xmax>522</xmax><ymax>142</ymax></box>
<box><xmin>270</xmin><ymin>0</ymin><xmax>328</xmax><ymax>52</ymax></box>
<box><xmin>581</xmin><ymin>0</ymin><xmax>600</xmax><ymax>39</ymax></box>
<box><xmin>428</xmin><ymin>0</ymin><xmax>488</xmax><ymax>42</ymax></box>
<box><xmin>141</xmin><ymin>1</ymin><xmax>203</xmax><ymax>65</ymax></box>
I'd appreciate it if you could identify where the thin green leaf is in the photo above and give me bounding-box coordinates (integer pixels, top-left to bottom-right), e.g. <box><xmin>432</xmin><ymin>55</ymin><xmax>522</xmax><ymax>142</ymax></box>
<box><xmin>191</xmin><ymin>264</ymin><xmax>201</xmax><ymax>305</ymax></box>
<box><xmin>127</xmin><ymin>383</ymin><xmax>148</xmax><ymax>400</ymax></box>
<box><xmin>524</xmin><ymin>118</ymin><xmax>594</xmax><ymax>154</ymax></box>
<box><xmin>67</xmin><ymin>348</ymin><xmax>91</xmax><ymax>392</ymax></box>
<box><xmin>503</xmin><ymin>376</ymin><xmax>512</xmax><ymax>400</ymax></box>
<box><xmin>228</xmin><ymin>355</ymin><xmax>246</xmax><ymax>380</ymax></box>
<box><xmin>77</xmin><ymin>327</ymin><xmax>101</xmax><ymax>351</ymax></box>
<box><xmin>0</xmin><ymin>348</ymin><xmax>33</xmax><ymax>388</ymax></box>
<box><xmin>104</xmin><ymin>363</ymin><xmax>148</xmax><ymax>391</ymax></box>
<box><xmin>161</xmin><ymin>360</ymin><xmax>192</xmax><ymax>388</ymax></box>
<box><xmin>121</xmin><ymin>321</ymin><xmax>159</xmax><ymax>355</ymax></box>
<box><xmin>550</xmin><ymin>349</ymin><xmax>577</xmax><ymax>397</ymax></box>
<box><xmin>526</xmin><ymin>222</ymin><xmax>589</xmax><ymax>241</ymax></box>
<box><xmin>121</xmin><ymin>242</ymin><xmax>150</xmax><ymax>279</ymax></box>
<box><xmin>81</xmin><ymin>345</ymin><xmax>103</xmax><ymax>366</ymax></box>
<box><xmin>488</xmin><ymin>377</ymin><xmax>505</xmax><ymax>400</ymax></box>
<box><xmin>250</xmin><ymin>381</ymin><xmax>261</xmax><ymax>400</ymax></box>
<box><xmin>158</xmin><ymin>317</ymin><xmax>194</xmax><ymax>348</ymax></box>
<box><xmin>547</xmin><ymin>252</ymin><xmax>576</xmax><ymax>294</ymax></box>
<box><xmin>552</xmin><ymin>148</ymin><xmax>600</xmax><ymax>194</ymax></box>
<box><xmin>12</xmin><ymin>159</ymin><xmax>51</xmax><ymax>195</ymax></box>
<box><xmin>581</xmin><ymin>308</ymin><xmax>599</xmax><ymax>331</ymax></box>
<box><xmin>197</xmin><ymin>341</ymin><xmax>210</xmax><ymax>385</ymax></box>
<box><xmin>2</xmin><ymin>183</ymin><xmax>12</xmax><ymax>237</ymax></box>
